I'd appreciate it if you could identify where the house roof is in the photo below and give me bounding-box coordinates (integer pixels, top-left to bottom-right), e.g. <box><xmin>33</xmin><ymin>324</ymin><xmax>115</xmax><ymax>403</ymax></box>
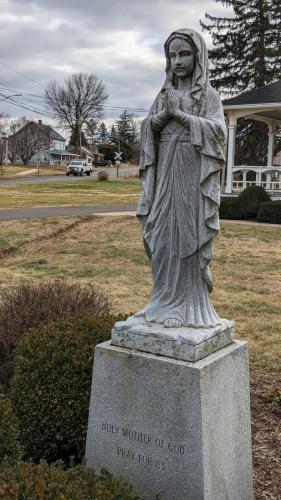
<box><xmin>223</xmin><ymin>80</ymin><xmax>281</xmax><ymax>107</ymax></box>
<box><xmin>37</xmin><ymin>122</ymin><xmax>65</xmax><ymax>142</ymax></box>
<box><xmin>9</xmin><ymin>120</ymin><xmax>66</xmax><ymax>142</ymax></box>
<box><xmin>67</xmin><ymin>145</ymin><xmax>95</xmax><ymax>156</ymax></box>
<box><xmin>44</xmin><ymin>148</ymin><xmax>79</xmax><ymax>157</ymax></box>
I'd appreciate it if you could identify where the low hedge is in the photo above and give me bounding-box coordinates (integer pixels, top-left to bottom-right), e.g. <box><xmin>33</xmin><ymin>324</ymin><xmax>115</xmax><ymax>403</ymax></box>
<box><xmin>0</xmin><ymin>395</ymin><xmax>21</xmax><ymax>464</ymax></box>
<box><xmin>220</xmin><ymin>187</ymin><xmax>271</xmax><ymax>221</ymax></box>
<box><xmin>11</xmin><ymin>313</ymin><xmax>124</xmax><ymax>464</ymax></box>
<box><xmin>257</xmin><ymin>201</ymin><xmax>281</xmax><ymax>224</ymax></box>
<box><xmin>219</xmin><ymin>197</ymin><xmax>240</xmax><ymax>220</ymax></box>
<box><xmin>0</xmin><ymin>462</ymin><xmax>138</xmax><ymax>499</ymax></box>
<box><xmin>238</xmin><ymin>186</ymin><xmax>270</xmax><ymax>219</ymax></box>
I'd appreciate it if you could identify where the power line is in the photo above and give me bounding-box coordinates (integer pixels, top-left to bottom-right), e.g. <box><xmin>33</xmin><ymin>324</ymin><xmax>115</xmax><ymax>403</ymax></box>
<box><xmin>0</xmin><ymin>62</ymin><xmax>45</xmax><ymax>89</ymax></box>
<box><xmin>0</xmin><ymin>81</ymin><xmax>148</xmax><ymax>113</ymax></box>
<box><xmin>111</xmin><ymin>132</ymin><xmax>140</xmax><ymax>151</ymax></box>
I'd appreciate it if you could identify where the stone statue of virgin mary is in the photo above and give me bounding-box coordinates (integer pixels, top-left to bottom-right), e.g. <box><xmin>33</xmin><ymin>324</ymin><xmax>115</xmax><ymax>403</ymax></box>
<box><xmin>112</xmin><ymin>30</ymin><xmax>233</xmax><ymax>358</ymax></box>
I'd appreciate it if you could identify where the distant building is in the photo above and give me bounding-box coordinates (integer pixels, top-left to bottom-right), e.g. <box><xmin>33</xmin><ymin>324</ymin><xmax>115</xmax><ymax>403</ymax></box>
<box><xmin>9</xmin><ymin>120</ymin><xmax>79</xmax><ymax>166</ymax></box>
<box><xmin>67</xmin><ymin>144</ymin><xmax>105</xmax><ymax>164</ymax></box>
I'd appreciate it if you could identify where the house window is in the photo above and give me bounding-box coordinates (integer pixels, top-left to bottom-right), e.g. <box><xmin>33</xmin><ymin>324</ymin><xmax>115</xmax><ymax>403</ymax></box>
<box><xmin>43</xmin><ymin>154</ymin><xmax>48</xmax><ymax>163</ymax></box>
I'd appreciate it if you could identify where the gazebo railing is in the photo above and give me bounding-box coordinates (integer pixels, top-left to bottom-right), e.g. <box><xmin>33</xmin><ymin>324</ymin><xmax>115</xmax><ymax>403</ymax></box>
<box><xmin>232</xmin><ymin>180</ymin><xmax>281</xmax><ymax>192</ymax></box>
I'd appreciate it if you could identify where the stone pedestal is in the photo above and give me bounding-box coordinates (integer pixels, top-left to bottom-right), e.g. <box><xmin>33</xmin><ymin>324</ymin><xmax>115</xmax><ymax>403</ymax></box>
<box><xmin>112</xmin><ymin>318</ymin><xmax>235</xmax><ymax>363</ymax></box>
<box><xmin>86</xmin><ymin>341</ymin><xmax>253</xmax><ymax>500</ymax></box>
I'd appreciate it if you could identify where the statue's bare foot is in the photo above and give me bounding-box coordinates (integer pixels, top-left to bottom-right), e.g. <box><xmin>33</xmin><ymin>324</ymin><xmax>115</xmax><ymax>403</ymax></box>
<box><xmin>164</xmin><ymin>318</ymin><xmax>183</xmax><ymax>328</ymax></box>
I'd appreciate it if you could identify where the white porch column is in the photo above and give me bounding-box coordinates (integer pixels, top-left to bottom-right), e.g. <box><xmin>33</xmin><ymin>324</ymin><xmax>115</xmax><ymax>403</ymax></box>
<box><xmin>242</xmin><ymin>171</ymin><xmax>247</xmax><ymax>189</ymax></box>
<box><xmin>266</xmin><ymin>172</ymin><xmax>271</xmax><ymax>190</ymax></box>
<box><xmin>267</xmin><ymin>126</ymin><xmax>275</xmax><ymax>168</ymax></box>
<box><xmin>256</xmin><ymin>169</ymin><xmax>262</xmax><ymax>186</ymax></box>
<box><xmin>225</xmin><ymin>114</ymin><xmax>237</xmax><ymax>193</ymax></box>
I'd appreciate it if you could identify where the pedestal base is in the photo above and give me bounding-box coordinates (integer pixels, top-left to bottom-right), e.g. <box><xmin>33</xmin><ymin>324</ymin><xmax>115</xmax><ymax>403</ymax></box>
<box><xmin>86</xmin><ymin>341</ymin><xmax>253</xmax><ymax>500</ymax></box>
<box><xmin>112</xmin><ymin>318</ymin><xmax>235</xmax><ymax>362</ymax></box>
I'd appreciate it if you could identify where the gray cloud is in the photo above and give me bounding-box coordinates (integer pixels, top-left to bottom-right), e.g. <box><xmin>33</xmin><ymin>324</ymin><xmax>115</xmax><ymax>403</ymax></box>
<box><xmin>0</xmin><ymin>0</ymin><xmax>230</xmax><ymax>124</ymax></box>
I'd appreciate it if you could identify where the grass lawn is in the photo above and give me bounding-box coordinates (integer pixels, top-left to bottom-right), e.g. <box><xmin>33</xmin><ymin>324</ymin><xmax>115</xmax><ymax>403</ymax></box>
<box><xmin>0</xmin><ymin>179</ymin><xmax>141</xmax><ymax>208</ymax></box>
<box><xmin>0</xmin><ymin>165</ymin><xmax>65</xmax><ymax>178</ymax></box>
<box><xmin>0</xmin><ymin>215</ymin><xmax>280</xmax><ymax>375</ymax></box>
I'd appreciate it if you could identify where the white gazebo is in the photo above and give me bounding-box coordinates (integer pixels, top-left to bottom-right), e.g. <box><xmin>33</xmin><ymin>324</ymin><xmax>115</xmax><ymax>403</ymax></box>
<box><xmin>223</xmin><ymin>80</ymin><xmax>281</xmax><ymax>194</ymax></box>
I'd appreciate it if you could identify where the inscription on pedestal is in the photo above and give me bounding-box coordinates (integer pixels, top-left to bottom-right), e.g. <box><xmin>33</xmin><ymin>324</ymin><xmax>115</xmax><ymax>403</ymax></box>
<box><xmin>99</xmin><ymin>420</ymin><xmax>186</xmax><ymax>474</ymax></box>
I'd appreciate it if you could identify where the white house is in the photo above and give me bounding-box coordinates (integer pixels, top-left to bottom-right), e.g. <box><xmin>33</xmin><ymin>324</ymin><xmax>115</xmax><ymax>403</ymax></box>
<box><xmin>32</xmin><ymin>121</ymin><xmax>79</xmax><ymax>166</ymax></box>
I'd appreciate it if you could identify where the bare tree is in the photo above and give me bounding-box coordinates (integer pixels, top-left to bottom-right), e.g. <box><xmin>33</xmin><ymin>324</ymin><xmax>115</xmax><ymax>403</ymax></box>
<box><xmin>45</xmin><ymin>72</ymin><xmax>108</xmax><ymax>154</ymax></box>
<box><xmin>8</xmin><ymin>117</ymin><xmax>29</xmax><ymax>163</ymax></box>
<box><xmin>9</xmin><ymin>120</ymin><xmax>49</xmax><ymax>165</ymax></box>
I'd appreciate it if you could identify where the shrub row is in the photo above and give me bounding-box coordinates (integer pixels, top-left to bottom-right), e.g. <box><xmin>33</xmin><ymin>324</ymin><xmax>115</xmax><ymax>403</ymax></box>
<box><xmin>238</xmin><ymin>185</ymin><xmax>270</xmax><ymax>219</ymax></box>
<box><xmin>219</xmin><ymin>197</ymin><xmax>240</xmax><ymax>220</ymax></box>
<box><xmin>11</xmin><ymin>313</ymin><xmax>124</xmax><ymax>464</ymax></box>
<box><xmin>220</xmin><ymin>186</ymin><xmax>281</xmax><ymax>223</ymax></box>
<box><xmin>257</xmin><ymin>201</ymin><xmax>281</xmax><ymax>224</ymax></box>
<box><xmin>0</xmin><ymin>462</ymin><xmax>138</xmax><ymax>500</ymax></box>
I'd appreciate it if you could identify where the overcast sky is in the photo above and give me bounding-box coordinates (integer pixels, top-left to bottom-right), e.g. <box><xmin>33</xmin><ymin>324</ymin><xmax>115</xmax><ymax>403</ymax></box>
<box><xmin>0</xmin><ymin>0</ymin><xmax>231</xmax><ymax>127</ymax></box>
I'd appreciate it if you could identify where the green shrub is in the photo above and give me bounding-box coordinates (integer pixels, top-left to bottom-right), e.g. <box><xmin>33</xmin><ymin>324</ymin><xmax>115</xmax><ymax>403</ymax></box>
<box><xmin>257</xmin><ymin>201</ymin><xmax>281</xmax><ymax>224</ymax></box>
<box><xmin>219</xmin><ymin>197</ymin><xmax>240</xmax><ymax>220</ymax></box>
<box><xmin>0</xmin><ymin>462</ymin><xmax>138</xmax><ymax>499</ymax></box>
<box><xmin>0</xmin><ymin>281</ymin><xmax>111</xmax><ymax>392</ymax></box>
<box><xmin>238</xmin><ymin>186</ymin><xmax>270</xmax><ymax>219</ymax></box>
<box><xmin>0</xmin><ymin>395</ymin><xmax>21</xmax><ymax>464</ymax></box>
<box><xmin>11</xmin><ymin>313</ymin><xmax>124</xmax><ymax>463</ymax></box>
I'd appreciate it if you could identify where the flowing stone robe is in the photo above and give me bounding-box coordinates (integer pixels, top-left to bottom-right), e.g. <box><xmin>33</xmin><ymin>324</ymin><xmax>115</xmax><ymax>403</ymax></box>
<box><xmin>136</xmin><ymin>31</ymin><xmax>227</xmax><ymax>328</ymax></box>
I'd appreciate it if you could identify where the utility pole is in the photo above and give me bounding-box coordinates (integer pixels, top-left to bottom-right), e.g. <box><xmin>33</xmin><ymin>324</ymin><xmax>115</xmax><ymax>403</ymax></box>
<box><xmin>4</xmin><ymin>133</ymin><xmax>8</xmax><ymax>167</ymax></box>
<box><xmin>77</xmin><ymin>111</ymin><xmax>82</xmax><ymax>159</ymax></box>
<box><xmin>0</xmin><ymin>134</ymin><xmax>4</xmax><ymax>176</ymax></box>
<box><xmin>37</xmin><ymin>148</ymin><xmax>40</xmax><ymax>175</ymax></box>
<box><xmin>2</xmin><ymin>132</ymin><xmax>8</xmax><ymax>169</ymax></box>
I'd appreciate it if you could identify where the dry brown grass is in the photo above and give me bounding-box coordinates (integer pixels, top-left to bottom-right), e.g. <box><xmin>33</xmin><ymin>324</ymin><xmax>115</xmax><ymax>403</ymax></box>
<box><xmin>0</xmin><ymin>216</ymin><xmax>280</xmax><ymax>374</ymax></box>
<box><xmin>251</xmin><ymin>375</ymin><xmax>281</xmax><ymax>500</ymax></box>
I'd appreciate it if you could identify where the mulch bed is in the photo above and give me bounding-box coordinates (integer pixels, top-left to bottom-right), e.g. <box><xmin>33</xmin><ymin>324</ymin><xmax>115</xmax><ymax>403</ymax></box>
<box><xmin>251</xmin><ymin>375</ymin><xmax>281</xmax><ymax>499</ymax></box>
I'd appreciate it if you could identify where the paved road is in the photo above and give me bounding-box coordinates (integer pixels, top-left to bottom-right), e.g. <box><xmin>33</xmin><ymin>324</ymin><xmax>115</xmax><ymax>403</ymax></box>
<box><xmin>0</xmin><ymin>166</ymin><xmax>140</xmax><ymax>186</ymax></box>
<box><xmin>0</xmin><ymin>204</ymin><xmax>137</xmax><ymax>221</ymax></box>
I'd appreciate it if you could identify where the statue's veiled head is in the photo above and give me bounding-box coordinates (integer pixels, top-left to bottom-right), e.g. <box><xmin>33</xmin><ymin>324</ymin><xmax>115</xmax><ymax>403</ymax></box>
<box><xmin>163</xmin><ymin>29</ymin><xmax>209</xmax><ymax>115</ymax></box>
<box><xmin>168</xmin><ymin>36</ymin><xmax>196</xmax><ymax>81</ymax></box>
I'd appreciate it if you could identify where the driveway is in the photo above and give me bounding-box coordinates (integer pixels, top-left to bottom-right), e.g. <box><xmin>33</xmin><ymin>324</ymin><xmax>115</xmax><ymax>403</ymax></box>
<box><xmin>0</xmin><ymin>204</ymin><xmax>137</xmax><ymax>221</ymax></box>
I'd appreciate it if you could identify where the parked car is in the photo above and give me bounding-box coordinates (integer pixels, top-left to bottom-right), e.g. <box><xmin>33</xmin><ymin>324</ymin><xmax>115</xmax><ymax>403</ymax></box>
<box><xmin>94</xmin><ymin>160</ymin><xmax>112</xmax><ymax>167</ymax></box>
<box><xmin>66</xmin><ymin>160</ymin><xmax>93</xmax><ymax>176</ymax></box>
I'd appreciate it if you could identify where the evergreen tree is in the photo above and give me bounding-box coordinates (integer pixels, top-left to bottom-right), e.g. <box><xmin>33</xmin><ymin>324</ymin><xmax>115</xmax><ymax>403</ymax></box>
<box><xmin>201</xmin><ymin>0</ymin><xmax>281</xmax><ymax>95</ymax></box>
<box><xmin>97</xmin><ymin>122</ymin><xmax>108</xmax><ymax>144</ymax></box>
<box><xmin>201</xmin><ymin>0</ymin><xmax>281</xmax><ymax>165</ymax></box>
<box><xmin>98</xmin><ymin>143</ymin><xmax>116</xmax><ymax>162</ymax></box>
<box><xmin>115</xmin><ymin>110</ymin><xmax>138</xmax><ymax>161</ymax></box>
<box><xmin>110</xmin><ymin>124</ymin><xmax>118</xmax><ymax>149</ymax></box>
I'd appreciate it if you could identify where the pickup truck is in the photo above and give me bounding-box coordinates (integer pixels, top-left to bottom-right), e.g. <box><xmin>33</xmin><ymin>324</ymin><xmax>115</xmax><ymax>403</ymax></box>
<box><xmin>66</xmin><ymin>160</ymin><xmax>93</xmax><ymax>176</ymax></box>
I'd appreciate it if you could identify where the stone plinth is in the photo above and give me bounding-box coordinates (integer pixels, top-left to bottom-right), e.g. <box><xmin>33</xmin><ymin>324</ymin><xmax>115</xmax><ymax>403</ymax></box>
<box><xmin>86</xmin><ymin>341</ymin><xmax>253</xmax><ymax>500</ymax></box>
<box><xmin>112</xmin><ymin>317</ymin><xmax>235</xmax><ymax>362</ymax></box>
